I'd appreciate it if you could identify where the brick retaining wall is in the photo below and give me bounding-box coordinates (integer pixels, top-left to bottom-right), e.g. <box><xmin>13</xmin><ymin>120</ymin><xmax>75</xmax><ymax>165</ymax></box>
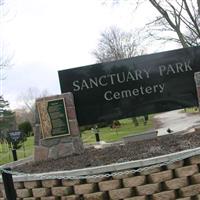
<box><xmin>1</xmin><ymin>148</ymin><xmax>200</xmax><ymax>199</ymax></box>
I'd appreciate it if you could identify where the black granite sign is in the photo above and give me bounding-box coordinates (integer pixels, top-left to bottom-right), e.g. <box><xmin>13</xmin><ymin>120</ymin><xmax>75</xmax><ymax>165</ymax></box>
<box><xmin>47</xmin><ymin>98</ymin><xmax>70</xmax><ymax>136</ymax></box>
<box><xmin>58</xmin><ymin>46</ymin><xmax>200</xmax><ymax>125</ymax></box>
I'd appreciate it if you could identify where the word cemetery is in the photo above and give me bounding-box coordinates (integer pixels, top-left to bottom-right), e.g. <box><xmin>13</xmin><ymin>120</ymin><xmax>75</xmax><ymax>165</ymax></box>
<box><xmin>59</xmin><ymin>46</ymin><xmax>200</xmax><ymax>125</ymax></box>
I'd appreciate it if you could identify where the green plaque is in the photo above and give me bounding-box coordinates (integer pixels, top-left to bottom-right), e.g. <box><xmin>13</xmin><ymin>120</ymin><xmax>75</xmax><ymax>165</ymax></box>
<box><xmin>47</xmin><ymin>98</ymin><xmax>70</xmax><ymax>136</ymax></box>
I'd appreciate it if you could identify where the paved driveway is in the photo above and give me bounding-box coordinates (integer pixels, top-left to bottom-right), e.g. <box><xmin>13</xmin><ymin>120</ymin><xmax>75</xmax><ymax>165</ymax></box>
<box><xmin>154</xmin><ymin>109</ymin><xmax>200</xmax><ymax>136</ymax></box>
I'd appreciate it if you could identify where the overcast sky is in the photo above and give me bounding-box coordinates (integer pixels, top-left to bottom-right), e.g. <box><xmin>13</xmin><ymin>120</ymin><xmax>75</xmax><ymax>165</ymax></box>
<box><xmin>1</xmin><ymin>0</ymin><xmax>178</xmax><ymax>109</ymax></box>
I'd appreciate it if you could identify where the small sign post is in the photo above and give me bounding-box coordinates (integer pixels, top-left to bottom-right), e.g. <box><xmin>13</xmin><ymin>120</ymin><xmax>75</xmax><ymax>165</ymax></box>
<box><xmin>11</xmin><ymin>149</ymin><xmax>17</xmax><ymax>161</ymax></box>
<box><xmin>7</xmin><ymin>131</ymin><xmax>23</xmax><ymax>161</ymax></box>
<box><xmin>91</xmin><ymin>126</ymin><xmax>100</xmax><ymax>142</ymax></box>
<box><xmin>8</xmin><ymin>131</ymin><xmax>21</xmax><ymax>143</ymax></box>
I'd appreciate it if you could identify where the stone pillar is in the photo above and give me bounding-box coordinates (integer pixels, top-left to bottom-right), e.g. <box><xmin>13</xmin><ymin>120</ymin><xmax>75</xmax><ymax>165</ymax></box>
<box><xmin>34</xmin><ymin>92</ymin><xmax>84</xmax><ymax>161</ymax></box>
<box><xmin>34</xmin><ymin>108</ymin><xmax>41</xmax><ymax>146</ymax></box>
<box><xmin>194</xmin><ymin>72</ymin><xmax>200</xmax><ymax>105</ymax></box>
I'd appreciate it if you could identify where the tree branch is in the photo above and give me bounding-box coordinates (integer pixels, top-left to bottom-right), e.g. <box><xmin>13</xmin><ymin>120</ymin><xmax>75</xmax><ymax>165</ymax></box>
<box><xmin>183</xmin><ymin>0</ymin><xmax>200</xmax><ymax>36</ymax></box>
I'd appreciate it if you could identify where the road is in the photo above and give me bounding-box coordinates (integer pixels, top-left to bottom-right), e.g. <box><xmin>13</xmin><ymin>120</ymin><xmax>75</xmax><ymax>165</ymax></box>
<box><xmin>154</xmin><ymin>109</ymin><xmax>200</xmax><ymax>136</ymax></box>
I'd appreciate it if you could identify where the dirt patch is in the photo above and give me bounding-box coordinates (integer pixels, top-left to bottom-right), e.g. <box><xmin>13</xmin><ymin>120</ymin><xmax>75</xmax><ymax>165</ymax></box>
<box><xmin>13</xmin><ymin>130</ymin><xmax>200</xmax><ymax>173</ymax></box>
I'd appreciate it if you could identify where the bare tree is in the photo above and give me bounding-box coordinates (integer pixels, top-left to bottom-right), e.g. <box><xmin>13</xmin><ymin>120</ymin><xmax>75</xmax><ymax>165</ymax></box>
<box><xmin>198</xmin><ymin>0</ymin><xmax>200</xmax><ymax>14</ymax></box>
<box><xmin>0</xmin><ymin>1</ymin><xmax>16</xmax><ymax>141</ymax></box>
<box><xmin>93</xmin><ymin>26</ymin><xmax>145</xmax><ymax>126</ymax></box>
<box><xmin>0</xmin><ymin>42</ymin><xmax>13</xmax><ymax>84</ymax></box>
<box><xmin>92</xmin><ymin>26</ymin><xmax>144</xmax><ymax>62</ymax></box>
<box><xmin>105</xmin><ymin>0</ymin><xmax>200</xmax><ymax>48</ymax></box>
<box><xmin>0</xmin><ymin>0</ymin><xmax>15</xmax><ymax>95</ymax></box>
<box><xmin>146</xmin><ymin>0</ymin><xmax>200</xmax><ymax>47</ymax></box>
<box><xmin>18</xmin><ymin>87</ymin><xmax>50</xmax><ymax>125</ymax></box>
<box><xmin>0</xmin><ymin>0</ymin><xmax>17</xmax><ymax>23</ymax></box>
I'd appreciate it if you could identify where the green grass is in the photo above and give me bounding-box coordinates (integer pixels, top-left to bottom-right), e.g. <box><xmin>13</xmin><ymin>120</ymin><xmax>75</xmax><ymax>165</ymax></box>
<box><xmin>0</xmin><ymin>116</ymin><xmax>154</xmax><ymax>165</ymax></box>
<box><xmin>0</xmin><ymin>136</ymin><xmax>34</xmax><ymax>165</ymax></box>
<box><xmin>81</xmin><ymin>116</ymin><xmax>153</xmax><ymax>144</ymax></box>
<box><xmin>183</xmin><ymin>107</ymin><xmax>199</xmax><ymax>113</ymax></box>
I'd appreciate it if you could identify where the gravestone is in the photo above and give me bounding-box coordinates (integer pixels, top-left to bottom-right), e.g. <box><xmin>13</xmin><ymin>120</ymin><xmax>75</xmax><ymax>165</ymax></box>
<box><xmin>34</xmin><ymin>92</ymin><xmax>84</xmax><ymax>161</ymax></box>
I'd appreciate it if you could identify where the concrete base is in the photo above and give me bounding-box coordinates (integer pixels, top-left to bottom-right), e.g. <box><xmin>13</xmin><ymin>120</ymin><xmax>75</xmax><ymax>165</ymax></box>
<box><xmin>123</xmin><ymin>130</ymin><xmax>158</xmax><ymax>143</ymax></box>
<box><xmin>34</xmin><ymin>136</ymin><xmax>84</xmax><ymax>161</ymax></box>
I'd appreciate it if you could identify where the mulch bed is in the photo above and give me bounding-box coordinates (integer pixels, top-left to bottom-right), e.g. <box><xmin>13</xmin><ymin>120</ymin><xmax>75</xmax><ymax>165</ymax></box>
<box><xmin>14</xmin><ymin>130</ymin><xmax>200</xmax><ymax>173</ymax></box>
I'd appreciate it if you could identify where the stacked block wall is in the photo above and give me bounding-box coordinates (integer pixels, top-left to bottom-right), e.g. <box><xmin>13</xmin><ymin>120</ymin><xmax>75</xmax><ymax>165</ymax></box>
<box><xmin>1</xmin><ymin>155</ymin><xmax>200</xmax><ymax>199</ymax></box>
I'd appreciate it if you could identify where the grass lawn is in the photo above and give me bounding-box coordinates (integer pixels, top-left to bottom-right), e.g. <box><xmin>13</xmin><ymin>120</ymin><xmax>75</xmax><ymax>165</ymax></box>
<box><xmin>0</xmin><ymin>116</ymin><xmax>154</xmax><ymax>165</ymax></box>
<box><xmin>0</xmin><ymin>136</ymin><xmax>34</xmax><ymax>165</ymax></box>
<box><xmin>183</xmin><ymin>107</ymin><xmax>199</xmax><ymax>113</ymax></box>
<box><xmin>81</xmin><ymin>116</ymin><xmax>153</xmax><ymax>144</ymax></box>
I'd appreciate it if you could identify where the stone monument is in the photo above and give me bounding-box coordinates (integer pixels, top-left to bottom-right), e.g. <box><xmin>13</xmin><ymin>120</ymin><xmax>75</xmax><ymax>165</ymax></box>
<box><xmin>195</xmin><ymin>72</ymin><xmax>200</xmax><ymax>102</ymax></box>
<box><xmin>34</xmin><ymin>92</ymin><xmax>84</xmax><ymax>161</ymax></box>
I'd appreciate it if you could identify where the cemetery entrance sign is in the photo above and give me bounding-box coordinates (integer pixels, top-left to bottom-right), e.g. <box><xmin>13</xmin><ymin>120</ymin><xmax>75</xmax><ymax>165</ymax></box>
<box><xmin>59</xmin><ymin>46</ymin><xmax>200</xmax><ymax>125</ymax></box>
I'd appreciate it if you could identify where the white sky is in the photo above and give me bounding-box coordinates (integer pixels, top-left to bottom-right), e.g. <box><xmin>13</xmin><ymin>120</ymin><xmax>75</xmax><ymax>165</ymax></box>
<box><xmin>0</xmin><ymin>0</ymin><xmax>178</xmax><ymax>109</ymax></box>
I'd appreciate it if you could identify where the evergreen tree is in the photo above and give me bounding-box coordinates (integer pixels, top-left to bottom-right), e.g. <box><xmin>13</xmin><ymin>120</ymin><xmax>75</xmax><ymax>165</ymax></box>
<box><xmin>18</xmin><ymin>121</ymin><xmax>33</xmax><ymax>137</ymax></box>
<box><xmin>0</xmin><ymin>96</ymin><xmax>15</xmax><ymax>140</ymax></box>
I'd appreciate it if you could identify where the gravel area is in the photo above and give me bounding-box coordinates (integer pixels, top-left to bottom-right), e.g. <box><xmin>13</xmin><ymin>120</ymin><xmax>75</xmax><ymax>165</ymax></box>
<box><xmin>14</xmin><ymin>130</ymin><xmax>200</xmax><ymax>173</ymax></box>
